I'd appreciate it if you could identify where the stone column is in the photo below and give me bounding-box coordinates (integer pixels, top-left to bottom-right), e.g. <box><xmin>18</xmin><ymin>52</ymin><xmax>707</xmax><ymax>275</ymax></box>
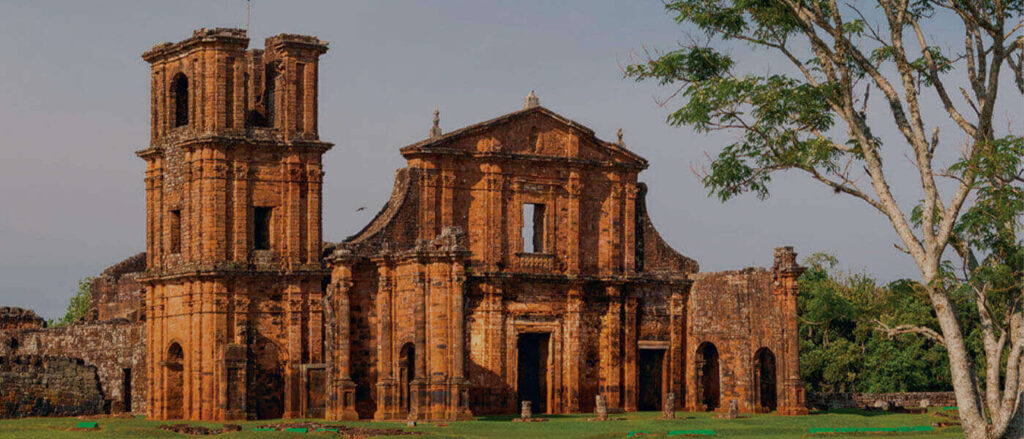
<box><xmin>283</xmin><ymin>280</ymin><xmax>303</xmax><ymax>418</ymax></box>
<box><xmin>564</xmin><ymin>286</ymin><xmax>583</xmax><ymax>412</ymax></box>
<box><xmin>324</xmin><ymin>263</ymin><xmax>358</xmax><ymax>421</ymax></box>
<box><xmin>412</xmin><ymin>266</ymin><xmax>428</xmax><ymax>417</ymax></box>
<box><xmin>305</xmin><ymin>163</ymin><xmax>324</xmax><ymax>265</ymax></box>
<box><xmin>481</xmin><ymin>280</ymin><xmax>506</xmax><ymax>408</ymax></box>
<box><xmin>374</xmin><ymin>262</ymin><xmax>396</xmax><ymax>420</ymax></box>
<box><xmin>669</xmin><ymin>290</ymin><xmax>687</xmax><ymax>410</ymax></box>
<box><xmin>601</xmin><ymin>285</ymin><xmax>622</xmax><ymax>409</ymax></box>
<box><xmin>448</xmin><ymin>260</ymin><xmax>472</xmax><ymax>420</ymax></box>
<box><xmin>773</xmin><ymin>247</ymin><xmax>808</xmax><ymax>415</ymax></box>
<box><xmin>623</xmin><ymin>184</ymin><xmax>638</xmax><ymax>274</ymax></box>
<box><xmin>441</xmin><ymin>171</ymin><xmax>455</xmax><ymax>228</ymax></box>
<box><xmin>623</xmin><ymin>294</ymin><xmax>638</xmax><ymax>412</ymax></box>
<box><xmin>566</xmin><ymin>172</ymin><xmax>582</xmax><ymax>275</ymax></box>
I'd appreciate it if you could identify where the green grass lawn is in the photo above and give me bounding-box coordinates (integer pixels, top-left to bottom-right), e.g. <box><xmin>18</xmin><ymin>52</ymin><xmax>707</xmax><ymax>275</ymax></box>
<box><xmin>0</xmin><ymin>409</ymin><xmax>962</xmax><ymax>438</ymax></box>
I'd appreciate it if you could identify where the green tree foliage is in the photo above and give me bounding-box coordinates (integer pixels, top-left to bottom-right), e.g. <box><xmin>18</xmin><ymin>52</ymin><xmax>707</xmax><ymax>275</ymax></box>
<box><xmin>799</xmin><ymin>255</ymin><xmax>954</xmax><ymax>393</ymax></box>
<box><xmin>626</xmin><ymin>2</ymin><xmax>1022</xmax><ymax>437</ymax></box>
<box><xmin>48</xmin><ymin>277</ymin><xmax>93</xmax><ymax>327</ymax></box>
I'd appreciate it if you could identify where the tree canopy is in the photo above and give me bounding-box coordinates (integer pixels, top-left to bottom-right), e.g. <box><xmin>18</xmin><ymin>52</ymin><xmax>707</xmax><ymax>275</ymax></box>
<box><xmin>628</xmin><ymin>2</ymin><xmax>1022</xmax><ymax>437</ymax></box>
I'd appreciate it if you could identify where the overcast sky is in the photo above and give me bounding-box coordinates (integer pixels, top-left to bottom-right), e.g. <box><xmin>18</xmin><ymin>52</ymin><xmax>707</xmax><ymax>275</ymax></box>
<box><xmin>0</xmin><ymin>1</ymin><xmax>1019</xmax><ymax>319</ymax></box>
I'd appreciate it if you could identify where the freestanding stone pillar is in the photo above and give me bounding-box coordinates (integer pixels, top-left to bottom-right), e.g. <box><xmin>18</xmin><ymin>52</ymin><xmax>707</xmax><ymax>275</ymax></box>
<box><xmin>773</xmin><ymin>247</ymin><xmax>809</xmax><ymax>415</ymax></box>
<box><xmin>521</xmin><ymin>401</ymin><xmax>532</xmax><ymax>420</ymax></box>
<box><xmin>595</xmin><ymin>395</ymin><xmax>608</xmax><ymax>421</ymax></box>
<box><xmin>662</xmin><ymin>393</ymin><xmax>676</xmax><ymax>419</ymax></box>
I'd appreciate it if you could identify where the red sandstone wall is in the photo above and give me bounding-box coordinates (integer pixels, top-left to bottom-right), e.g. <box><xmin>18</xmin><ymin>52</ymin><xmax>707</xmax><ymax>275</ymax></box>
<box><xmin>0</xmin><ymin>320</ymin><xmax>146</xmax><ymax>414</ymax></box>
<box><xmin>0</xmin><ymin>307</ymin><xmax>45</xmax><ymax>331</ymax></box>
<box><xmin>90</xmin><ymin>253</ymin><xmax>146</xmax><ymax>322</ymax></box>
<box><xmin>0</xmin><ymin>356</ymin><xmax>106</xmax><ymax>418</ymax></box>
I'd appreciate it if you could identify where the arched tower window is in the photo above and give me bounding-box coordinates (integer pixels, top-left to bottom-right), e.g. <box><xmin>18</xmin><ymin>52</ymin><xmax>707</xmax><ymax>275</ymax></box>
<box><xmin>172</xmin><ymin>73</ymin><xmax>189</xmax><ymax>127</ymax></box>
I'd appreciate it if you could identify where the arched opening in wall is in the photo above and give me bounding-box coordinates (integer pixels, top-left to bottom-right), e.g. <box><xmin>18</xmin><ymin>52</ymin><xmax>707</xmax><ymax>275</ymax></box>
<box><xmin>8</xmin><ymin>337</ymin><xmax>18</xmax><ymax>352</ymax></box>
<box><xmin>398</xmin><ymin>343</ymin><xmax>415</xmax><ymax>414</ymax></box>
<box><xmin>695</xmin><ymin>342</ymin><xmax>720</xmax><ymax>411</ymax></box>
<box><xmin>247</xmin><ymin>334</ymin><xmax>284</xmax><ymax>419</ymax></box>
<box><xmin>165</xmin><ymin>343</ymin><xmax>184</xmax><ymax>418</ymax></box>
<box><xmin>171</xmin><ymin>73</ymin><xmax>189</xmax><ymax>127</ymax></box>
<box><xmin>754</xmin><ymin>348</ymin><xmax>777</xmax><ymax>412</ymax></box>
<box><xmin>517</xmin><ymin>332</ymin><xmax>550</xmax><ymax>414</ymax></box>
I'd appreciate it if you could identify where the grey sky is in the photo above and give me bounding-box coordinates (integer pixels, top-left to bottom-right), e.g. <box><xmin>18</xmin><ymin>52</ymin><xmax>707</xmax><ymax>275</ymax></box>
<box><xmin>0</xmin><ymin>1</ymin><xmax>1019</xmax><ymax>319</ymax></box>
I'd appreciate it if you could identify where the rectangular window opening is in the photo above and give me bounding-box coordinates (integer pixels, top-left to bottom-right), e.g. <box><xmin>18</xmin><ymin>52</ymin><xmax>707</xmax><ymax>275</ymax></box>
<box><xmin>169</xmin><ymin>210</ymin><xmax>182</xmax><ymax>254</ymax></box>
<box><xmin>522</xmin><ymin>203</ymin><xmax>546</xmax><ymax>253</ymax></box>
<box><xmin>254</xmin><ymin>207</ymin><xmax>273</xmax><ymax>251</ymax></box>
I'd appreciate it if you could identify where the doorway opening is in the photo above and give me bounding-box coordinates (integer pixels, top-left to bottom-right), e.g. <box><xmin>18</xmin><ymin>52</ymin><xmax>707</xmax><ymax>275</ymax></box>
<box><xmin>516</xmin><ymin>332</ymin><xmax>550</xmax><ymax>413</ymax></box>
<box><xmin>638</xmin><ymin>349</ymin><xmax>665</xmax><ymax>411</ymax></box>
<box><xmin>754</xmin><ymin>348</ymin><xmax>777</xmax><ymax>411</ymax></box>
<box><xmin>247</xmin><ymin>334</ymin><xmax>284</xmax><ymax>419</ymax></box>
<box><xmin>165</xmin><ymin>343</ymin><xmax>184</xmax><ymax>418</ymax></box>
<box><xmin>399</xmin><ymin>343</ymin><xmax>416</xmax><ymax>414</ymax></box>
<box><xmin>696</xmin><ymin>342</ymin><xmax>720</xmax><ymax>411</ymax></box>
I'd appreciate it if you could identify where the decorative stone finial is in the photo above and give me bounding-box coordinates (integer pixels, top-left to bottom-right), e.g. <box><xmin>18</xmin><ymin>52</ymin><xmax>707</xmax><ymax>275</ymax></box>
<box><xmin>429</xmin><ymin>107</ymin><xmax>442</xmax><ymax>139</ymax></box>
<box><xmin>524</xmin><ymin>90</ymin><xmax>539</xmax><ymax>109</ymax></box>
<box><xmin>617</xmin><ymin>128</ymin><xmax>624</xmax><ymax>145</ymax></box>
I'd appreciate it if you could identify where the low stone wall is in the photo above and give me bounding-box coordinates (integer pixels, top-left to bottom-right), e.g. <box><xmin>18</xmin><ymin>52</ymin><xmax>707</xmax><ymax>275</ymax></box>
<box><xmin>0</xmin><ymin>307</ymin><xmax>45</xmax><ymax>331</ymax></box>
<box><xmin>808</xmin><ymin>392</ymin><xmax>957</xmax><ymax>410</ymax></box>
<box><xmin>0</xmin><ymin>355</ymin><xmax>105</xmax><ymax>418</ymax></box>
<box><xmin>0</xmin><ymin>319</ymin><xmax>146</xmax><ymax>415</ymax></box>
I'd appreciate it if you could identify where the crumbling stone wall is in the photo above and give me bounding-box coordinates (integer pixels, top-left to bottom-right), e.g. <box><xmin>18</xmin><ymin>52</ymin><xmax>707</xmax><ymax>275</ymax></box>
<box><xmin>686</xmin><ymin>247</ymin><xmax>807</xmax><ymax>415</ymax></box>
<box><xmin>808</xmin><ymin>392</ymin><xmax>957</xmax><ymax>410</ymax></box>
<box><xmin>1</xmin><ymin>320</ymin><xmax>146</xmax><ymax>414</ymax></box>
<box><xmin>0</xmin><ymin>355</ymin><xmax>105</xmax><ymax>418</ymax></box>
<box><xmin>0</xmin><ymin>307</ymin><xmax>45</xmax><ymax>331</ymax></box>
<box><xmin>90</xmin><ymin>253</ymin><xmax>145</xmax><ymax>322</ymax></box>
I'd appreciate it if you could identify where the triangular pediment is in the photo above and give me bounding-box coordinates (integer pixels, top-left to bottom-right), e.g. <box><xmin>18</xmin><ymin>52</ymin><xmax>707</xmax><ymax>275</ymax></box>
<box><xmin>400</xmin><ymin>106</ymin><xmax>647</xmax><ymax>167</ymax></box>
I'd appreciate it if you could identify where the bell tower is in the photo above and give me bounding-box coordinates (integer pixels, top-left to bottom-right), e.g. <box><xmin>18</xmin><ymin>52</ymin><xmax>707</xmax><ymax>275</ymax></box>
<box><xmin>137</xmin><ymin>28</ymin><xmax>331</xmax><ymax>420</ymax></box>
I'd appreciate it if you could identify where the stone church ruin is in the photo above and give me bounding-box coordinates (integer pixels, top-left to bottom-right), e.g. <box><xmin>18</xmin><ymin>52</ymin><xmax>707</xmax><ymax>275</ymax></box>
<box><xmin>0</xmin><ymin>28</ymin><xmax>808</xmax><ymax>420</ymax></box>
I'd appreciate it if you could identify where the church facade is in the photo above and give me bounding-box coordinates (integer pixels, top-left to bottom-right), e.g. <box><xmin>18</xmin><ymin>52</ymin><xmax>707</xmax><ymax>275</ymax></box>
<box><xmin>136</xmin><ymin>28</ymin><xmax>807</xmax><ymax>421</ymax></box>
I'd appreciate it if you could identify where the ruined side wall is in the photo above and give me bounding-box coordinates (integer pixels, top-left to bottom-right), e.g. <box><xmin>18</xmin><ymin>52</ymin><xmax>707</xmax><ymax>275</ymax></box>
<box><xmin>687</xmin><ymin>269</ymin><xmax>784</xmax><ymax>413</ymax></box>
<box><xmin>0</xmin><ymin>356</ymin><xmax>105</xmax><ymax>418</ymax></box>
<box><xmin>1</xmin><ymin>320</ymin><xmax>146</xmax><ymax>414</ymax></box>
<box><xmin>90</xmin><ymin>252</ymin><xmax>146</xmax><ymax>322</ymax></box>
<box><xmin>807</xmin><ymin>392</ymin><xmax>957</xmax><ymax>410</ymax></box>
<box><xmin>0</xmin><ymin>307</ymin><xmax>45</xmax><ymax>331</ymax></box>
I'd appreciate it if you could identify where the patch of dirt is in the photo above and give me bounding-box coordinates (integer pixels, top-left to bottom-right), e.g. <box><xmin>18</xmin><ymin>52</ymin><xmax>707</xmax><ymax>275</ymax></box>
<box><xmin>257</xmin><ymin>422</ymin><xmax>420</xmax><ymax>437</ymax></box>
<box><xmin>158</xmin><ymin>424</ymin><xmax>242</xmax><ymax>435</ymax></box>
<box><xmin>77</xmin><ymin>413</ymin><xmax>134</xmax><ymax>419</ymax></box>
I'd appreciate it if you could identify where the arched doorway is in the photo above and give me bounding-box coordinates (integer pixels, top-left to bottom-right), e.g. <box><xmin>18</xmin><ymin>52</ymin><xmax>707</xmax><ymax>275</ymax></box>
<box><xmin>398</xmin><ymin>343</ymin><xmax>415</xmax><ymax>414</ymax></box>
<box><xmin>247</xmin><ymin>334</ymin><xmax>285</xmax><ymax>419</ymax></box>
<box><xmin>696</xmin><ymin>342</ymin><xmax>720</xmax><ymax>411</ymax></box>
<box><xmin>165</xmin><ymin>342</ymin><xmax>184</xmax><ymax>418</ymax></box>
<box><xmin>754</xmin><ymin>348</ymin><xmax>777</xmax><ymax>411</ymax></box>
